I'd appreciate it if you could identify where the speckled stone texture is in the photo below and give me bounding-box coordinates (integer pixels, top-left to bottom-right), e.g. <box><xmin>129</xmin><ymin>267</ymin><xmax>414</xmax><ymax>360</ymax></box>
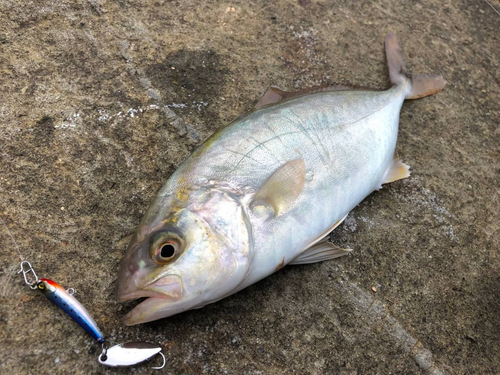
<box><xmin>1</xmin><ymin>1</ymin><xmax>498</xmax><ymax>374</ymax></box>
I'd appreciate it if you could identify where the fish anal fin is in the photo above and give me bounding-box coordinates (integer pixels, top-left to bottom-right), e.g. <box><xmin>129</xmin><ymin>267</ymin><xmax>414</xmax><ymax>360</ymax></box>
<box><xmin>250</xmin><ymin>159</ymin><xmax>306</xmax><ymax>217</ymax></box>
<box><xmin>383</xmin><ymin>159</ymin><xmax>411</xmax><ymax>184</ymax></box>
<box><xmin>290</xmin><ymin>239</ymin><xmax>352</xmax><ymax>265</ymax></box>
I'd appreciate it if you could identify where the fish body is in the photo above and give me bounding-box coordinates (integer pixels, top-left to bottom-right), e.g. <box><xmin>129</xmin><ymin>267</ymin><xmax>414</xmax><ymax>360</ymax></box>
<box><xmin>117</xmin><ymin>33</ymin><xmax>445</xmax><ymax>325</ymax></box>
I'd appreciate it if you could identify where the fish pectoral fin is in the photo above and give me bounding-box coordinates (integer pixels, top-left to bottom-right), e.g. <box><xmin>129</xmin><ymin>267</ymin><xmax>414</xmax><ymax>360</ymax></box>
<box><xmin>250</xmin><ymin>159</ymin><xmax>306</xmax><ymax>217</ymax></box>
<box><xmin>290</xmin><ymin>239</ymin><xmax>352</xmax><ymax>265</ymax></box>
<box><xmin>383</xmin><ymin>159</ymin><xmax>411</xmax><ymax>184</ymax></box>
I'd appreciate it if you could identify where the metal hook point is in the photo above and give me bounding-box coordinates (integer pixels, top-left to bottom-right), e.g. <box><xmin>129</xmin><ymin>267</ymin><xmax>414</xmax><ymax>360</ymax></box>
<box><xmin>151</xmin><ymin>351</ymin><xmax>166</xmax><ymax>370</ymax></box>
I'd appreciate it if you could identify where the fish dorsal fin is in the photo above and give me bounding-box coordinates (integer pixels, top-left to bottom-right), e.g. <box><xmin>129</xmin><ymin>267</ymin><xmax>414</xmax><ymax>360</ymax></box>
<box><xmin>255</xmin><ymin>85</ymin><xmax>354</xmax><ymax>109</ymax></box>
<box><xmin>383</xmin><ymin>159</ymin><xmax>411</xmax><ymax>184</ymax></box>
<box><xmin>255</xmin><ymin>87</ymin><xmax>287</xmax><ymax>108</ymax></box>
<box><xmin>250</xmin><ymin>159</ymin><xmax>306</xmax><ymax>217</ymax></box>
<box><xmin>290</xmin><ymin>238</ymin><xmax>352</xmax><ymax>265</ymax></box>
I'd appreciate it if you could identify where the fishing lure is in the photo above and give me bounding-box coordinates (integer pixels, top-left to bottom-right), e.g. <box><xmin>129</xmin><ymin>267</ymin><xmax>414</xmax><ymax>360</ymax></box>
<box><xmin>18</xmin><ymin>260</ymin><xmax>165</xmax><ymax>369</ymax></box>
<box><xmin>36</xmin><ymin>278</ymin><xmax>105</xmax><ymax>342</ymax></box>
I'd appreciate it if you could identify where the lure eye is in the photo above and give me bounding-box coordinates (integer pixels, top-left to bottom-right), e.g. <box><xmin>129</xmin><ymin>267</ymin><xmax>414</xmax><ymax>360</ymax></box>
<box><xmin>38</xmin><ymin>282</ymin><xmax>45</xmax><ymax>290</ymax></box>
<box><xmin>150</xmin><ymin>234</ymin><xmax>183</xmax><ymax>265</ymax></box>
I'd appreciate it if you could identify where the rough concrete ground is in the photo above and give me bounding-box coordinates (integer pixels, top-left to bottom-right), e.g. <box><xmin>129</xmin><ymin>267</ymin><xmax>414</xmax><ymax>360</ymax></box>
<box><xmin>0</xmin><ymin>0</ymin><xmax>498</xmax><ymax>374</ymax></box>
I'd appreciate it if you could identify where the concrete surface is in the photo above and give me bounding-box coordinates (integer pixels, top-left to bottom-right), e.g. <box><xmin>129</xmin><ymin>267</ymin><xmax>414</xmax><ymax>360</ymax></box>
<box><xmin>1</xmin><ymin>0</ymin><xmax>499</xmax><ymax>374</ymax></box>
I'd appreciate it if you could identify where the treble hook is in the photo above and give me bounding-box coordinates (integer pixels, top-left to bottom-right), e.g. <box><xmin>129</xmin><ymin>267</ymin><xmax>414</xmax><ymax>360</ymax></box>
<box><xmin>18</xmin><ymin>260</ymin><xmax>39</xmax><ymax>289</ymax></box>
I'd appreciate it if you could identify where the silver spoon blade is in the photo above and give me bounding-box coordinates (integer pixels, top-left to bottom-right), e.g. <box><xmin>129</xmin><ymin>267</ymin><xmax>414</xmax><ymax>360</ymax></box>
<box><xmin>98</xmin><ymin>342</ymin><xmax>163</xmax><ymax>368</ymax></box>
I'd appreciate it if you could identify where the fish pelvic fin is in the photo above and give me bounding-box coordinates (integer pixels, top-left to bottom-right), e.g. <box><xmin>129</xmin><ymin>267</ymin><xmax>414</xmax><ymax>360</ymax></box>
<box><xmin>290</xmin><ymin>238</ymin><xmax>352</xmax><ymax>265</ymax></box>
<box><xmin>302</xmin><ymin>214</ymin><xmax>348</xmax><ymax>250</ymax></box>
<box><xmin>289</xmin><ymin>214</ymin><xmax>352</xmax><ymax>266</ymax></box>
<box><xmin>385</xmin><ymin>32</ymin><xmax>446</xmax><ymax>99</ymax></box>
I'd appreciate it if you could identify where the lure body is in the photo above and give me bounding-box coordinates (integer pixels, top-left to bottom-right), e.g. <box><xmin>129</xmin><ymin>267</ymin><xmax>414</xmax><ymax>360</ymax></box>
<box><xmin>37</xmin><ymin>278</ymin><xmax>104</xmax><ymax>343</ymax></box>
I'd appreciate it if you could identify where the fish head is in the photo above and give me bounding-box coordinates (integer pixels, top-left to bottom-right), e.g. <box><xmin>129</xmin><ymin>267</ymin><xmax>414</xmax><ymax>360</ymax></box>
<box><xmin>117</xmin><ymin>187</ymin><xmax>252</xmax><ymax>325</ymax></box>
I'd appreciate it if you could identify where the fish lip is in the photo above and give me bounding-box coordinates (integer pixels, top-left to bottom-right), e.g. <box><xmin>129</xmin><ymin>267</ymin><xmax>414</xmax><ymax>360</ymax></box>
<box><xmin>117</xmin><ymin>274</ymin><xmax>183</xmax><ymax>303</ymax></box>
<box><xmin>121</xmin><ymin>297</ymin><xmax>169</xmax><ymax>325</ymax></box>
<box><xmin>119</xmin><ymin>292</ymin><xmax>182</xmax><ymax>325</ymax></box>
<box><xmin>118</xmin><ymin>274</ymin><xmax>184</xmax><ymax>326</ymax></box>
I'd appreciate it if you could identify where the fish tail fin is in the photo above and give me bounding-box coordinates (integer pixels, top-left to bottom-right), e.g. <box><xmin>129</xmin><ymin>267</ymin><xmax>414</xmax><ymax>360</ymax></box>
<box><xmin>385</xmin><ymin>32</ymin><xmax>446</xmax><ymax>99</ymax></box>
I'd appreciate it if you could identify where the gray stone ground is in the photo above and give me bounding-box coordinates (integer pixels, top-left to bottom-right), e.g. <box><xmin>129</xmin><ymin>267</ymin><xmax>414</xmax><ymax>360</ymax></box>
<box><xmin>0</xmin><ymin>0</ymin><xmax>499</xmax><ymax>374</ymax></box>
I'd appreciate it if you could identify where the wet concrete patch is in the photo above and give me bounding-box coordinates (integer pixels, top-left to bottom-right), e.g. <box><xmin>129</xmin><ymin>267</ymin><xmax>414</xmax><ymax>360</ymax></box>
<box><xmin>146</xmin><ymin>49</ymin><xmax>230</xmax><ymax>131</ymax></box>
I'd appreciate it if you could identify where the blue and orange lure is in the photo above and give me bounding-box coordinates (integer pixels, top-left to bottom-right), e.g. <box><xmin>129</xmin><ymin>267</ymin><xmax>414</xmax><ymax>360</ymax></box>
<box><xmin>18</xmin><ymin>260</ymin><xmax>105</xmax><ymax>343</ymax></box>
<box><xmin>18</xmin><ymin>260</ymin><xmax>165</xmax><ymax>369</ymax></box>
<box><xmin>36</xmin><ymin>278</ymin><xmax>105</xmax><ymax>343</ymax></box>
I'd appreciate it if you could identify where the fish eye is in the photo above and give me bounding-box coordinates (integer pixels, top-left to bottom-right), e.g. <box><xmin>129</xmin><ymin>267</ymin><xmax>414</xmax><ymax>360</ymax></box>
<box><xmin>160</xmin><ymin>244</ymin><xmax>176</xmax><ymax>258</ymax></box>
<box><xmin>150</xmin><ymin>233</ymin><xmax>183</xmax><ymax>265</ymax></box>
<box><xmin>153</xmin><ymin>241</ymin><xmax>178</xmax><ymax>264</ymax></box>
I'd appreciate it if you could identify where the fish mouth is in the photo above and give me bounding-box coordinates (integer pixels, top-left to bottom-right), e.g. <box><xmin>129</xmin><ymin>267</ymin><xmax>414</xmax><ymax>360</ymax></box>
<box><xmin>118</xmin><ymin>289</ymin><xmax>172</xmax><ymax>302</ymax></box>
<box><xmin>118</xmin><ymin>275</ymin><xmax>184</xmax><ymax>325</ymax></box>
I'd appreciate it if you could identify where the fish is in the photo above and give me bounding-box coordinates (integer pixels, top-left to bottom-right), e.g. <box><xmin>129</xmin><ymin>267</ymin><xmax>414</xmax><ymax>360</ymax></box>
<box><xmin>117</xmin><ymin>33</ymin><xmax>446</xmax><ymax>325</ymax></box>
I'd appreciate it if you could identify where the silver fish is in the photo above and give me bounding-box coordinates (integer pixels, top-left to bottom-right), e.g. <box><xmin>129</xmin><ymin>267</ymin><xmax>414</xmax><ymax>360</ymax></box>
<box><xmin>117</xmin><ymin>33</ymin><xmax>445</xmax><ymax>325</ymax></box>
